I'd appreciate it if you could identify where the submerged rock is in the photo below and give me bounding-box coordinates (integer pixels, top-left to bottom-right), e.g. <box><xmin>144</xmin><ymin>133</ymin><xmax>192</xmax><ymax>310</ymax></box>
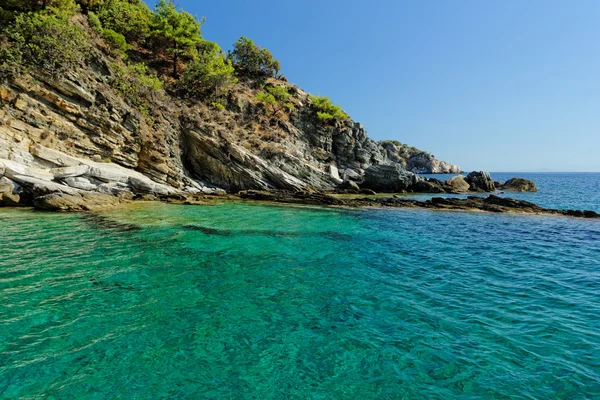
<box><xmin>33</xmin><ymin>192</ymin><xmax>122</xmax><ymax>211</ymax></box>
<box><xmin>502</xmin><ymin>178</ymin><xmax>538</xmax><ymax>192</ymax></box>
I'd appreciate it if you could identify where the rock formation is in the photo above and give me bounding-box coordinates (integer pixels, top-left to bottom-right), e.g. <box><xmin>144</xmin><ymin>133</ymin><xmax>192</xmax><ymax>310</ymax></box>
<box><xmin>466</xmin><ymin>171</ymin><xmax>496</xmax><ymax>192</ymax></box>
<box><xmin>501</xmin><ymin>178</ymin><xmax>538</xmax><ymax>192</ymax></box>
<box><xmin>381</xmin><ymin>141</ymin><xmax>461</xmax><ymax>174</ymax></box>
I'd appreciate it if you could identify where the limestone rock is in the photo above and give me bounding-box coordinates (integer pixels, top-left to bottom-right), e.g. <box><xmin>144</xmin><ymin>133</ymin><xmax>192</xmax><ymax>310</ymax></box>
<box><xmin>466</xmin><ymin>171</ymin><xmax>495</xmax><ymax>192</ymax></box>
<box><xmin>361</xmin><ymin>164</ymin><xmax>421</xmax><ymax>192</ymax></box>
<box><xmin>502</xmin><ymin>178</ymin><xmax>538</xmax><ymax>192</ymax></box>
<box><xmin>445</xmin><ymin>175</ymin><xmax>470</xmax><ymax>193</ymax></box>
<box><xmin>62</xmin><ymin>176</ymin><xmax>98</xmax><ymax>191</ymax></box>
<box><xmin>1</xmin><ymin>159</ymin><xmax>55</xmax><ymax>181</ymax></box>
<box><xmin>52</xmin><ymin>165</ymin><xmax>90</xmax><ymax>179</ymax></box>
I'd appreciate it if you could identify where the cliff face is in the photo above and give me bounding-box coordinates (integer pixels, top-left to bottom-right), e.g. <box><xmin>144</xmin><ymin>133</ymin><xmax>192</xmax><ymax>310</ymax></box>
<box><xmin>0</xmin><ymin>45</ymin><xmax>459</xmax><ymax>206</ymax></box>
<box><xmin>381</xmin><ymin>141</ymin><xmax>461</xmax><ymax>174</ymax></box>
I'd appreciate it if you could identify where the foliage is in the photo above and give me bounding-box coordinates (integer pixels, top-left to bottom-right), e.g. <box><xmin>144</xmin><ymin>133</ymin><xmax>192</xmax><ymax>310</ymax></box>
<box><xmin>255</xmin><ymin>85</ymin><xmax>294</xmax><ymax>117</ymax></box>
<box><xmin>0</xmin><ymin>34</ymin><xmax>22</xmax><ymax>82</ymax></box>
<box><xmin>94</xmin><ymin>0</ymin><xmax>151</xmax><ymax>43</ymax></box>
<box><xmin>176</xmin><ymin>41</ymin><xmax>236</xmax><ymax>100</ymax></box>
<box><xmin>111</xmin><ymin>62</ymin><xmax>162</xmax><ymax>107</ymax></box>
<box><xmin>87</xmin><ymin>10</ymin><xmax>102</xmax><ymax>33</ymax></box>
<box><xmin>102</xmin><ymin>28</ymin><xmax>130</xmax><ymax>57</ymax></box>
<box><xmin>228</xmin><ymin>36</ymin><xmax>280</xmax><ymax>80</ymax></box>
<box><xmin>310</xmin><ymin>95</ymin><xmax>348</xmax><ymax>121</ymax></box>
<box><xmin>150</xmin><ymin>0</ymin><xmax>202</xmax><ymax>77</ymax></box>
<box><xmin>2</xmin><ymin>8</ymin><xmax>88</xmax><ymax>77</ymax></box>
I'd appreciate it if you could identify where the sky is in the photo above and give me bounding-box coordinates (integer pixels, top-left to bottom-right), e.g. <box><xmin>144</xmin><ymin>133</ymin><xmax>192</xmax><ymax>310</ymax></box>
<box><xmin>147</xmin><ymin>0</ymin><xmax>600</xmax><ymax>172</ymax></box>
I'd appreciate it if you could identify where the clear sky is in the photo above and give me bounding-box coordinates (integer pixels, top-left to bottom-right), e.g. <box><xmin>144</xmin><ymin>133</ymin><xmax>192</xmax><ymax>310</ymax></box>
<box><xmin>147</xmin><ymin>1</ymin><xmax>600</xmax><ymax>172</ymax></box>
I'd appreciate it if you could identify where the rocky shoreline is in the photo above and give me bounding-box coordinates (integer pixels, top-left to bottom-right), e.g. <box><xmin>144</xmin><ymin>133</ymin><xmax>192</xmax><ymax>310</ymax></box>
<box><xmin>1</xmin><ymin>145</ymin><xmax>597</xmax><ymax>218</ymax></box>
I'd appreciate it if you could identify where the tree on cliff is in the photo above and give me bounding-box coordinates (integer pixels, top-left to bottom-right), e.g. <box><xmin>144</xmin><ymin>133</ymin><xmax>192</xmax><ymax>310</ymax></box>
<box><xmin>177</xmin><ymin>41</ymin><xmax>236</xmax><ymax>100</ymax></box>
<box><xmin>228</xmin><ymin>36</ymin><xmax>280</xmax><ymax>80</ymax></box>
<box><xmin>150</xmin><ymin>0</ymin><xmax>202</xmax><ymax>78</ymax></box>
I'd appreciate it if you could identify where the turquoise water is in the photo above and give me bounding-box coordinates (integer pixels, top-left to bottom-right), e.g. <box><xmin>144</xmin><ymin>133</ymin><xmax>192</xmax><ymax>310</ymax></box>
<box><xmin>416</xmin><ymin>172</ymin><xmax>600</xmax><ymax>213</ymax></box>
<box><xmin>1</xmin><ymin>198</ymin><xmax>600</xmax><ymax>398</ymax></box>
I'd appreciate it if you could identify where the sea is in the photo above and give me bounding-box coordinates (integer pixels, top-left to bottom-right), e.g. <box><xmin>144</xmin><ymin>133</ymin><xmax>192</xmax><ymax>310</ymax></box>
<box><xmin>1</xmin><ymin>172</ymin><xmax>599</xmax><ymax>399</ymax></box>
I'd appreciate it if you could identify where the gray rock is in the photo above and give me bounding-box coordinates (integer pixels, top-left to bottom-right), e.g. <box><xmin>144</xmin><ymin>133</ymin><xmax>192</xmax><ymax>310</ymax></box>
<box><xmin>446</xmin><ymin>175</ymin><xmax>470</xmax><ymax>193</ymax></box>
<box><xmin>52</xmin><ymin>165</ymin><xmax>90</xmax><ymax>179</ymax></box>
<box><xmin>338</xmin><ymin>180</ymin><xmax>360</xmax><ymax>193</ymax></box>
<box><xmin>503</xmin><ymin>178</ymin><xmax>538</xmax><ymax>192</ymax></box>
<box><xmin>409</xmin><ymin>179</ymin><xmax>445</xmax><ymax>193</ymax></box>
<box><xmin>466</xmin><ymin>171</ymin><xmax>495</xmax><ymax>192</ymax></box>
<box><xmin>1</xmin><ymin>159</ymin><xmax>55</xmax><ymax>181</ymax></box>
<box><xmin>62</xmin><ymin>176</ymin><xmax>98</xmax><ymax>191</ymax></box>
<box><xmin>361</xmin><ymin>164</ymin><xmax>421</xmax><ymax>192</ymax></box>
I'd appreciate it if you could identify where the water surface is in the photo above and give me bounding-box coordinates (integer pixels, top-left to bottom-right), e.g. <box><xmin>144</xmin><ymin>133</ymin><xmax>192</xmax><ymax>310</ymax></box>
<box><xmin>1</xmin><ymin>202</ymin><xmax>599</xmax><ymax>399</ymax></box>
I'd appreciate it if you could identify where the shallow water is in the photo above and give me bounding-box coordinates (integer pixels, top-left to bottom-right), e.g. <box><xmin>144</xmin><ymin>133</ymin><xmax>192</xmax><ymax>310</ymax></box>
<box><xmin>411</xmin><ymin>172</ymin><xmax>600</xmax><ymax>213</ymax></box>
<box><xmin>1</xmin><ymin>202</ymin><xmax>599</xmax><ymax>399</ymax></box>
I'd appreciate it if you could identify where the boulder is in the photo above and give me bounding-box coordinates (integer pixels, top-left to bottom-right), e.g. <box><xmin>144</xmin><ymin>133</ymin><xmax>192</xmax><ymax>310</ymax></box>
<box><xmin>466</xmin><ymin>171</ymin><xmax>495</xmax><ymax>192</ymax></box>
<box><xmin>502</xmin><ymin>178</ymin><xmax>538</xmax><ymax>192</ymax></box>
<box><xmin>445</xmin><ymin>175</ymin><xmax>470</xmax><ymax>193</ymax></box>
<box><xmin>361</xmin><ymin>164</ymin><xmax>421</xmax><ymax>192</ymax></box>
<box><xmin>337</xmin><ymin>180</ymin><xmax>360</xmax><ymax>193</ymax></box>
<box><xmin>9</xmin><ymin>174</ymin><xmax>79</xmax><ymax>195</ymax></box>
<box><xmin>0</xmin><ymin>177</ymin><xmax>21</xmax><ymax>206</ymax></box>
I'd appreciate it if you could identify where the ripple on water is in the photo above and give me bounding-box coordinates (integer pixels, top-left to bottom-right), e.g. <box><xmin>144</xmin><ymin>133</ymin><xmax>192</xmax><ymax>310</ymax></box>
<box><xmin>0</xmin><ymin>203</ymin><xmax>599</xmax><ymax>399</ymax></box>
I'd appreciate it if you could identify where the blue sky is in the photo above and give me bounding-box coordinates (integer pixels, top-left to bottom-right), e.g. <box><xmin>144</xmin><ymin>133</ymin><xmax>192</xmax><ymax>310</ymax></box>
<box><xmin>147</xmin><ymin>1</ymin><xmax>600</xmax><ymax>172</ymax></box>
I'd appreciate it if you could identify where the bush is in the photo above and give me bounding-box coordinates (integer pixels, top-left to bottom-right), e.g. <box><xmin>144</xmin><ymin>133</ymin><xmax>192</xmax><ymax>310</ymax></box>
<box><xmin>0</xmin><ymin>34</ymin><xmax>22</xmax><ymax>82</ymax></box>
<box><xmin>255</xmin><ymin>85</ymin><xmax>294</xmax><ymax>117</ymax></box>
<box><xmin>87</xmin><ymin>10</ymin><xmax>102</xmax><ymax>34</ymax></box>
<box><xmin>3</xmin><ymin>9</ymin><xmax>88</xmax><ymax>77</ymax></box>
<box><xmin>111</xmin><ymin>62</ymin><xmax>162</xmax><ymax>106</ymax></box>
<box><xmin>176</xmin><ymin>41</ymin><xmax>236</xmax><ymax>100</ymax></box>
<box><xmin>102</xmin><ymin>28</ymin><xmax>130</xmax><ymax>57</ymax></box>
<box><xmin>229</xmin><ymin>36</ymin><xmax>280</xmax><ymax>80</ymax></box>
<box><xmin>95</xmin><ymin>0</ymin><xmax>151</xmax><ymax>42</ymax></box>
<box><xmin>310</xmin><ymin>95</ymin><xmax>348</xmax><ymax>121</ymax></box>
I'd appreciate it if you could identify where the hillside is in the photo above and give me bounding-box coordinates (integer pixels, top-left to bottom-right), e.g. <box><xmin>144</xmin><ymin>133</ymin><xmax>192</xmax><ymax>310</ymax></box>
<box><xmin>0</xmin><ymin>0</ymin><xmax>460</xmax><ymax>209</ymax></box>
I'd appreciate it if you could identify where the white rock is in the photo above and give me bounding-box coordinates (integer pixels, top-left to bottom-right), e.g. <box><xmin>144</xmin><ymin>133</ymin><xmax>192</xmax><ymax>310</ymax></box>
<box><xmin>29</xmin><ymin>144</ymin><xmax>82</xmax><ymax>167</ymax></box>
<box><xmin>10</xmin><ymin>174</ymin><xmax>80</xmax><ymax>195</ymax></box>
<box><xmin>0</xmin><ymin>158</ymin><xmax>54</xmax><ymax>181</ymax></box>
<box><xmin>62</xmin><ymin>177</ymin><xmax>98</xmax><ymax>191</ymax></box>
<box><xmin>51</xmin><ymin>165</ymin><xmax>90</xmax><ymax>179</ymax></box>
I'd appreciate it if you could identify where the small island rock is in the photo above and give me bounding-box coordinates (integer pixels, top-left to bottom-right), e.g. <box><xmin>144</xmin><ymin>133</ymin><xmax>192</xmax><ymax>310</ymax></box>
<box><xmin>502</xmin><ymin>178</ymin><xmax>538</xmax><ymax>192</ymax></box>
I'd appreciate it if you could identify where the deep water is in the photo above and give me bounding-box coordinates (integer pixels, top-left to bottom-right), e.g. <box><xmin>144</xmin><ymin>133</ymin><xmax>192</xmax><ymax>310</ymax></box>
<box><xmin>1</xmin><ymin>194</ymin><xmax>600</xmax><ymax>398</ymax></box>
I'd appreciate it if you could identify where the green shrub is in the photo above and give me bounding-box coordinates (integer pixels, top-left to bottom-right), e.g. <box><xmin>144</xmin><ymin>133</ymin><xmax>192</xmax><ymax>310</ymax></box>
<box><xmin>87</xmin><ymin>10</ymin><xmax>102</xmax><ymax>34</ymax></box>
<box><xmin>0</xmin><ymin>34</ymin><xmax>22</xmax><ymax>82</ymax></box>
<box><xmin>310</xmin><ymin>95</ymin><xmax>348</xmax><ymax>121</ymax></box>
<box><xmin>177</xmin><ymin>41</ymin><xmax>236</xmax><ymax>100</ymax></box>
<box><xmin>255</xmin><ymin>85</ymin><xmax>294</xmax><ymax>117</ymax></box>
<box><xmin>95</xmin><ymin>0</ymin><xmax>151</xmax><ymax>42</ymax></box>
<box><xmin>111</xmin><ymin>62</ymin><xmax>162</xmax><ymax>107</ymax></box>
<box><xmin>102</xmin><ymin>28</ymin><xmax>130</xmax><ymax>57</ymax></box>
<box><xmin>229</xmin><ymin>36</ymin><xmax>280</xmax><ymax>80</ymax></box>
<box><xmin>3</xmin><ymin>9</ymin><xmax>88</xmax><ymax>77</ymax></box>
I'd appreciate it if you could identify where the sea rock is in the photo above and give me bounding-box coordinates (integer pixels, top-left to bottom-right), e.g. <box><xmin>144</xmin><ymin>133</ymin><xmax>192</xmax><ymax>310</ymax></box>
<box><xmin>409</xmin><ymin>179</ymin><xmax>445</xmax><ymax>193</ymax></box>
<box><xmin>502</xmin><ymin>178</ymin><xmax>538</xmax><ymax>192</ymax></box>
<box><xmin>33</xmin><ymin>192</ymin><xmax>122</xmax><ymax>211</ymax></box>
<box><xmin>445</xmin><ymin>175</ymin><xmax>470</xmax><ymax>193</ymax></box>
<box><xmin>361</xmin><ymin>164</ymin><xmax>421</xmax><ymax>192</ymax></box>
<box><xmin>466</xmin><ymin>171</ymin><xmax>495</xmax><ymax>192</ymax></box>
<box><xmin>0</xmin><ymin>177</ymin><xmax>21</xmax><ymax>206</ymax></box>
<box><xmin>9</xmin><ymin>174</ymin><xmax>79</xmax><ymax>196</ymax></box>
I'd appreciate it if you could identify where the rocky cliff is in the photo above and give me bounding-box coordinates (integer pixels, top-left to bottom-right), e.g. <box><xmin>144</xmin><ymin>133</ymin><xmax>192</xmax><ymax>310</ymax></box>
<box><xmin>0</xmin><ymin>12</ymin><xmax>462</xmax><ymax>208</ymax></box>
<box><xmin>380</xmin><ymin>141</ymin><xmax>462</xmax><ymax>174</ymax></box>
